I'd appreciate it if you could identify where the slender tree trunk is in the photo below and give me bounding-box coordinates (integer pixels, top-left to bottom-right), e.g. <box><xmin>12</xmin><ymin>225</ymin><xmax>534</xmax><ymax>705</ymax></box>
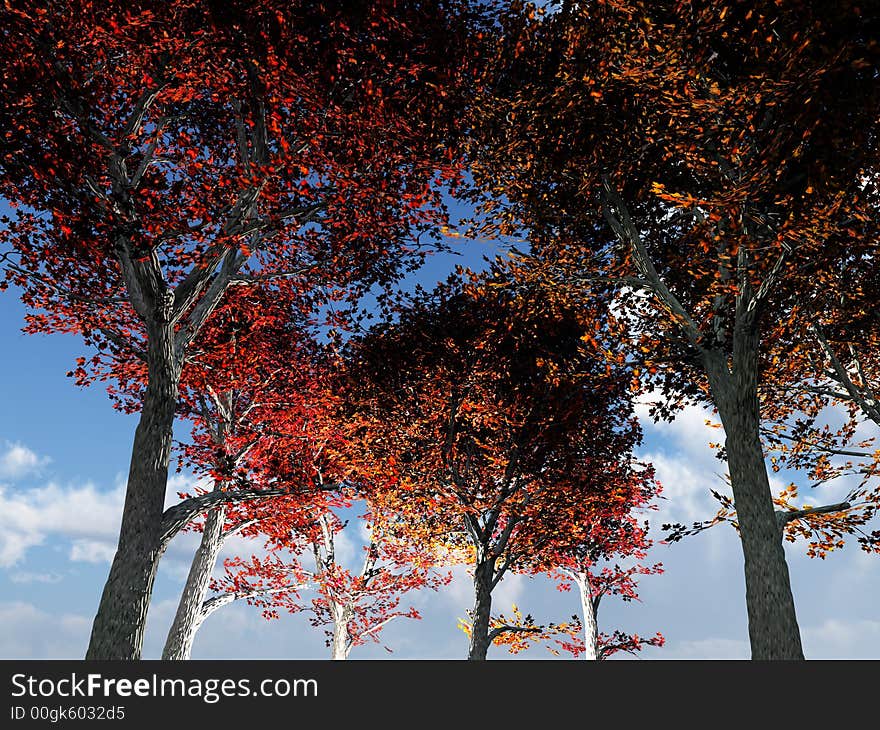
<box><xmin>467</xmin><ymin>559</ymin><xmax>494</xmax><ymax>661</ymax></box>
<box><xmin>86</xmin><ymin>320</ymin><xmax>180</xmax><ymax>660</ymax></box>
<box><xmin>574</xmin><ymin>572</ymin><xmax>600</xmax><ymax>661</ymax></box>
<box><xmin>331</xmin><ymin>607</ymin><xmax>352</xmax><ymax>660</ymax></box>
<box><xmin>707</xmin><ymin>341</ymin><xmax>804</xmax><ymax>660</ymax></box>
<box><xmin>162</xmin><ymin>504</ymin><xmax>227</xmax><ymax>660</ymax></box>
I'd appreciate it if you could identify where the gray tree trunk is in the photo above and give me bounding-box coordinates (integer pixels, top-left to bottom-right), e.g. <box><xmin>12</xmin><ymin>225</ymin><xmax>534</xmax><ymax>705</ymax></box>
<box><xmin>467</xmin><ymin>560</ymin><xmax>495</xmax><ymax>660</ymax></box>
<box><xmin>162</xmin><ymin>504</ymin><xmax>227</xmax><ymax>660</ymax></box>
<box><xmin>601</xmin><ymin>177</ymin><xmax>804</xmax><ymax>659</ymax></box>
<box><xmin>707</xmin><ymin>338</ymin><xmax>805</xmax><ymax>660</ymax></box>
<box><xmin>86</xmin><ymin>319</ymin><xmax>180</xmax><ymax>660</ymax></box>
<box><xmin>574</xmin><ymin>572</ymin><xmax>600</xmax><ymax>661</ymax></box>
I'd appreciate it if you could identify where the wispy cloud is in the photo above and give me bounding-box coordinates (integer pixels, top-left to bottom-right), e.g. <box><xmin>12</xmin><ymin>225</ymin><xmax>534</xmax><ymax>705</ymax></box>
<box><xmin>0</xmin><ymin>481</ymin><xmax>123</xmax><ymax>567</ymax></box>
<box><xmin>9</xmin><ymin>571</ymin><xmax>63</xmax><ymax>584</ymax></box>
<box><xmin>660</xmin><ymin>636</ymin><xmax>750</xmax><ymax>659</ymax></box>
<box><xmin>0</xmin><ymin>442</ymin><xmax>50</xmax><ymax>479</ymax></box>
<box><xmin>0</xmin><ymin>601</ymin><xmax>89</xmax><ymax>658</ymax></box>
<box><xmin>0</xmin><ymin>472</ymin><xmax>203</xmax><ymax>567</ymax></box>
<box><xmin>802</xmin><ymin>618</ymin><xmax>880</xmax><ymax>659</ymax></box>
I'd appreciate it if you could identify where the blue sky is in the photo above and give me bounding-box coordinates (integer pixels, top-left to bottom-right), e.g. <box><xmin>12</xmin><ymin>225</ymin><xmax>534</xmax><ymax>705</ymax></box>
<box><xmin>1</xmin><ymin>219</ymin><xmax>880</xmax><ymax>660</ymax></box>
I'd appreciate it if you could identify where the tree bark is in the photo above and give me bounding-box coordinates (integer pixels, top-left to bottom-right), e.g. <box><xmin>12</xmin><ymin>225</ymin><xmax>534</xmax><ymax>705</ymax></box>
<box><xmin>602</xmin><ymin>177</ymin><xmax>803</xmax><ymax>659</ymax></box>
<box><xmin>574</xmin><ymin>572</ymin><xmax>600</xmax><ymax>661</ymax></box>
<box><xmin>331</xmin><ymin>607</ymin><xmax>352</xmax><ymax>660</ymax></box>
<box><xmin>467</xmin><ymin>559</ymin><xmax>495</xmax><ymax>660</ymax></box>
<box><xmin>162</xmin><ymin>504</ymin><xmax>227</xmax><ymax>660</ymax></box>
<box><xmin>707</xmin><ymin>342</ymin><xmax>805</xmax><ymax>660</ymax></box>
<box><xmin>86</xmin><ymin>318</ymin><xmax>180</xmax><ymax>660</ymax></box>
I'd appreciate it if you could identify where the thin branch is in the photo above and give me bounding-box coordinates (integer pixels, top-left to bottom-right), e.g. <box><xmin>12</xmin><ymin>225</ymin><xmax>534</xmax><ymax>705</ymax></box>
<box><xmin>762</xmin><ymin>429</ymin><xmax>875</xmax><ymax>460</ymax></box>
<box><xmin>355</xmin><ymin>614</ymin><xmax>400</xmax><ymax>644</ymax></box>
<box><xmin>775</xmin><ymin>501</ymin><xmax>853</xmax><ymax>532</ymax></box>
<box><xmin>159</xmin><ymin>486</ymin><xmax>290</xmax><ymax>549</ymax></box>
<box><xmin>227</xmin><ymin>267</ymin><xmax>311</xmax><ymax>285</ymax></box>
<box><xmin>487</xmin><ymin>625</ymin><xmax>542</xmax><ymax>643</ymax></box>
<box><xmin>199</xmin><ymin>584</ymin><xmax>305</xmax><ymax>621</ymax></box>
<box><xmin>745</xmin><ymin>244</ymin><xmax>790</xmax><ymax>323</ymax></box>
<box><xmin>600</xmin><ymin>176</ymin><xmax>704</xmax><ymax>352</ymax></box>
<box><xmin>813</xmin><ymin>323</ymin><xmax>880</xmax><ymax>425</ymax></box>
<box><xmin>222</xmin><ymin>517</ymin><xmax>260</xmax><ymax>540</ymax></box>
<box><xmin>491</xmin><ymin>554</ymin><xmax>513</xmax><ymax>590</ymax></box>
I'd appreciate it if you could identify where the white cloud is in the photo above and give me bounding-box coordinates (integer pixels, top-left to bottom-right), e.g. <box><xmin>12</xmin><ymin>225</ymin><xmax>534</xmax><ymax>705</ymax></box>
<box><xmin>436</xmin><ymin>563</ymin><xmax>527</xmax><ymax>621</ymax></box>
<box><xmin>660</xmin><ymin>636</ymin><xmax>750</xmax><ymax>659</ymax></box>
<box><xmin>0</xmin><ymin>601</ymin><xmax>89</xmax><ymax>658</ymax></box>
<box><xmin>633</xmin><ymin>401</ymin><xmax>740</xmax><ymax>564</ymax></box>
<box><xmin>442</xmin><ymin>564</ymin><xmax>475</xmax><ymax>611</ymax></box>
<box><xmin>641</xmin><ymin>450</ymin><xmax>725</xmax><ymax>525</ymax></box>
<box><xmin>493</xmin><ymin>572</ymin><xmax>527</xmax><ymax>610</ymax></box>
<box><xmin>141</xmin><ymin>596</ymin><xmax>328</xmax><ymax>660</ymax></box>
<box><xmin>637</xmin><ymin>399</ymin><xmax>723</xmax><ymax>463</ymax></box>
<box><xmin>69</xmin><ymin>539</ymin><xmax>116</xmax><ymax>564</ymax></box>
<box><xmin>0</xmin><ymin>472</ymin><xmax>209</xmax><ymax>568</ymax></box>
<box><xmin>9</xmin><ymin>571</ymin><xmax>63</xmax><ymax>584</ymax></box>
<box><xmin>331</xmin><ymin>526</ymin><xmax>359</xmax><ymax>567</ymax></box>
<box><xmin>802</xmin><ymin>618</ymin><xmax>880</xmax><ymax>659</ymax></box>
<box><xmin>0</xmin><ymin>481</ymin><xmax>123</xmax><ymax>567</ymax></box>
<box><xmin>165</xmin><ymin>473</ymin><xmax>211</xmax><ymax>509</ymax></box>
<box><xmin>0</xmin><ymin>531</ymin><xmax>44</xmax><ymax>569</ymax></box>
<box><xmin>0</xmin><ymin>442</ymin><xmax>50</xmax><ymax>479</ymax></box>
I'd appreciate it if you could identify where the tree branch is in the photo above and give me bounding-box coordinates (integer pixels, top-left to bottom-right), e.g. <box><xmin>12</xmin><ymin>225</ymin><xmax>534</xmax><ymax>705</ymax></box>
<box><xmin>159</xmin><ymin>486</ymin><xmax>292</xmax><ymax>549</ymax></box>
<box><xmin>600</xmin><ymin>176</ymin><xmax>704</xmax><ymax>352</ymax></box>
<box><xmin>775</xmin><ymin>501</ymin><xmax>853</xmax><ymax>532</ymax></box>
<box><xmin>199</xmin><ymin>584</ymin><xmax>305</xmax><ymax>622</ymax></box>
<box><xmin>813</xmin><ymin>323</ymin><xmax>880</xmax><ymax>425</ymax></box>
<box><xmin>487</xmin><ymin>625</ymin><xmax>542</xmax><ymax>643</ymax></box>
<box><xmin>762</xmin><ymin>429</ymin><xmax>875</xmax><ymax>459</ymax></box>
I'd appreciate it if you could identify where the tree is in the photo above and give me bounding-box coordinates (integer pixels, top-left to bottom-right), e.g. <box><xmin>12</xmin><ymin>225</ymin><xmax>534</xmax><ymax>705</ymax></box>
<box><xmin>160</xmin><ymin>285</ymin><xmax>338</xmax><ymax>660</ymax></box>
<box><xmin>0</xmin><ymin>0</ymin><xmax>474</xmax><ymax>658</ymax></box>
<box><xmin>758</xmin><ymin>255</ymin><xmax>880</xmax><ymax>557</ymax></box>
<box><xmin>466</xmin><ymin>0</ymin><xmax>880</xmax><ymax>658</ymax></box>
<box><xmin>550</xmin><ymin>481</ymin><xmax>663</xmax><ymax>660</ymax></box>
<box><xmin>464</xmin><ymin>482</ymin><xmax>664</xmax><ymax>660</ymax></box>
<box><xmin>665</xmin><ymin>376</ymin><xmax>880</xmax><ymax>562</ymax></box>
<box><xmin>344</xmin><ymin>274</ymin><xmax>656</xmax><ymax>659</ymax></box>
<box><xmin>211</xmin><ymin>502</ymin><xmax>447</xmax><ymax>659</ymax></box>
<box><xmin>162</xmin><ymin>496</ymin><xmax>317</xmax><ymax>660</ymax></box>
<box><xmin>155</xmin><ymin>294</ymin><xmax>445</xmax><ymax>659</ymax></box>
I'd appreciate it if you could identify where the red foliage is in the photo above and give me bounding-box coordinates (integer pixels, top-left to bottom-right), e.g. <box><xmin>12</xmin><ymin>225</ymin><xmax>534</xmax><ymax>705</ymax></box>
<box><xmin>0</xmin><ymin>0</ymin><xmax>480</xmax><ymax>657</ymax></box>
<box><xmin>0</xmin><ymin>0</ymin><xmax>473</xmax><ymax>377</ymax></box>
<box><xmin>214</xmin><ymin>503</ymin><xmax>450</xmax><ymax>656</ymax></box>
<box><xmin>339</xmin><ymin>271</ymin><xmax>658</xmax><ymax>656</ymax></box>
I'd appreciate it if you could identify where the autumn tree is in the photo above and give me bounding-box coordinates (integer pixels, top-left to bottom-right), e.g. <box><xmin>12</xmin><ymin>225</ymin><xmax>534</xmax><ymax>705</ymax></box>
<box><xmin>549</xmin><ymin>479</ymin><xmax>663</xmax><ymax>660</ymax></box>
<box><xmin>208</xmin><ymin>502</ymin><xmax>447</xmax><ymax>660</ymax></box>
<box><xmin>467</xmin><ymin>478</ymin><xmax>664</xmax><ymax>660</ymax></box>
<box><xmin>0</xmin><ymin>0</ymin><xmax>478</xmax><ymax>658</ymax></box>
<box><xmin>159</xmin><ymin>292</ymin><xmax>441</xmax><ymax>660</ymax></box>
<box><xmin>466</xmin><ymin>0</ymin><xmax>880</xmax><ymax>658</ymax></box>
<box><xmin>756</xmin><ymin>254</ymin><xmax>880</xmax><ymax>557</ymax></box>
<box><xmin>344</xmin><ymin>275</ymin><xmax>656</xmax><ymax>660</ymax></box>
<box><xmin>162</xmin><ymin>495</ymin><xmax>317</xmax><ymax>660</ymax></box>
<box><xmin>159</xmin><ymin>285</ymin><xmax>340</xmax><ymax>660</ymax></box>
<box><xmin>666</xmin><ymin>354</ymin><xmax>880</xmax><ymax>562</ymax></box>
<box><xmin>675</xmin><ymin>237</ymin><xmax>880</xmax><ymax>558</ymax></box>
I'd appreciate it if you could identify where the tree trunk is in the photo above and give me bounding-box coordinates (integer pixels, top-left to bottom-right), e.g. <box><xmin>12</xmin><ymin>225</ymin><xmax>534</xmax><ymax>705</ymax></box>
<box><xmin>162</xmin><ymin>504</ymin><xmax>227</xmax><ymax>660</ymax></box>
<box><xmin>707</xmin><ymin>344</ymin><xmax>804</xmax><ymax>660</ymax></box>
<box><xmin>331</xmin><ymin>608</ymin><xmax>351</xmax><ymax>660</ymax></box>
<box><xmin>86</xmin><ymin>320</ymin><xmax>180</xmax><ymax>660</ymax></box>
<box><xmin>467</xmin><ymin>559</ymin><xmax>494</xmax><ymax>660</ymax></box>
<box><xmin>575</xmin><ymin>572</ymin><xmax>600</xmax><ymax>661</ymax></box>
